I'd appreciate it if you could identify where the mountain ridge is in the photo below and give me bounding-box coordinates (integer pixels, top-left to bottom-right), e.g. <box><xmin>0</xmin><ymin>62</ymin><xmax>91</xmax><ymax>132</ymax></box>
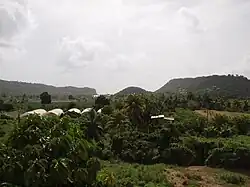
<box><xmin>156</xmin><ymin>74</ymin><xmax>250</xmax><ymax>97</ymax></box>
<box><xmin>2</xmin><ymin>74</ymin><xmax>250</xmax><ymax>97</ymax></box>
<box><xmin>115</xmin><ymin>86</ymin><xmax>149</xmax><ymax>95</ymax></box>
<box><xmin>0</xmin><ymin>79</ymin><xmax>97</xmax><ymax>96</ymax></box>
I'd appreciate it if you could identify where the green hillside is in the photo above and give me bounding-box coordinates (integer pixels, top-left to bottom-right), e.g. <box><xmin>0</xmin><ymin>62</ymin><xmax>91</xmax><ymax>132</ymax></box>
<box><xmin>156</xmin><ymin>75</ymin><xmax>250</xmax><ymax>97</ymax></box>
<box><xmin>115</xmin><ymin>86</ymin><xmax>149</xmax><ymax>95</ymax></box>
<box><xmin>0</xmin><ymin>79</ymin><xmax>97</xmax><ymax>96</ymax></box>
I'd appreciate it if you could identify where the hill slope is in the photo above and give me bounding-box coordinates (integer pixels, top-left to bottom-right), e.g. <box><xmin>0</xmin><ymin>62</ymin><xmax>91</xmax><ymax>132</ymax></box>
<box><xmin>156</xmin><ymin>75</ymin><xmax>250</xmax><ymax>97</ymax></box>
<box><xmin>0</xmin><ymin>79</ymin><xmax>97</xmax><ymax>96</ymax></box>
<box><xmin>116</xmin><ymin>86</ymin><xmax>148</xmax><ymax>95</ymax></box>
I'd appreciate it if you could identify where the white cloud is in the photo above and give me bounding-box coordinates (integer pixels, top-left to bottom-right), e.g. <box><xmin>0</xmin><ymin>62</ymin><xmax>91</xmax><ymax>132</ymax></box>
<box><xmin>0</xmin><ymin>0</ymin><xmax>36</xmax><ymax>61</ymax></box>
<box><xmin>0</xmin><ymin>0</ymin><xmax>36</xmax><ymax>42</ymax></box>
<box><xmin>1</xmin><ymin>0</ymin><xmax>250</xmax><ymax>93</ymax></box>
<box><xmin>177</xmin><ymin>7</ymin><xmax>206</xmax><ymax>33</ymax></box>
<box><xmin>234</xmin><ymin>54</ymin><xmax>250</xmax><ymax>75</ymax></box>
<box><xmin>57</xmin><ymin>37</ymin><xmax>110</xmax><ymax>71</ymax></box>
<box><xmin>105</xmin><ymin>53</ymin><xmax>147</xmax><ymax>72</ymax></box>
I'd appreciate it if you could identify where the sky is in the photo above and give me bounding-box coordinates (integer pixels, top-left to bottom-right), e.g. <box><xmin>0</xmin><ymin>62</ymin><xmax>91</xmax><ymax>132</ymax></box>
<box><xmin>1</xmin><ymin>0</ymin><xmax>250</xmax><ymax>94</ymax></box>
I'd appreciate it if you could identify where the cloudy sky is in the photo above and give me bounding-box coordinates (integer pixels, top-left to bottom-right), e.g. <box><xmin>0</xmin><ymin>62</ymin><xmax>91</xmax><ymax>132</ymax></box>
<box><xmin>1</xmin><ymin>0</ymin><xmax>250</xmax><ymax>93</ymax></box>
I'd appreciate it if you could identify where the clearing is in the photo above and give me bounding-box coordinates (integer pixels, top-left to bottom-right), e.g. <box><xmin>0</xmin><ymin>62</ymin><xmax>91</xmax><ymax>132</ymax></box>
<box><xmin>100</xmin><ymin>161</ymin><xmax>250</xmax><ymax>187</ymax></box>
<box><xmin>195</xmin><ymin>110</ymin><xmax>250</xmax><ymax>119</ymax></box>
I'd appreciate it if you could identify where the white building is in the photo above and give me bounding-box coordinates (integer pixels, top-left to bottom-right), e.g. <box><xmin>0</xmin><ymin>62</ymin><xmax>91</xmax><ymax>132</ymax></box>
<box><xmin>45</xmin><ymin>109</ymin><xmax>64</xmax><ymax>117</ymax></box>
<box><xmin>151</xmin><ymin>114</ymin><xmax>174</xmax><ymax>121</ymax></box>
<box><xmin>20</xmin><ymin>109</ymin><xmax>47</xmax><ymax>118</ymax></box>
<box><xmin>82</xmin><ymin>108</ymin><xmax>92</xmax><ymax>114</ymax></box>
<box><xmin>68</xmin><ymin>108</ymin><xmax>81</xmax><ymax>114</ymax></box>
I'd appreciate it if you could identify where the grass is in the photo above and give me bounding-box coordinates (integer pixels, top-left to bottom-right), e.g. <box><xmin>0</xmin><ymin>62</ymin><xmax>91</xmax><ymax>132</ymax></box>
<box><xmin>217</xmin><ymin>171</ymin><xmax>248</xmax><ymax>186</ymax></box>
<box><xmin>98</xmin><ymin>161</ymin><xmax>174</xmax><ymax>187</ymax></box>
<box><xmin>175</xmin><ymin>108</ymin><xmax>203</xmax><ymax>122</ymax></box>
<box><xmin>99</xmin><ymin>161</ymin><xmax>250</xmax><ymax>187</ymax></box>
<box><xmin>5</xmin><ymin>111</ymin><xmax>19</xmax><ymax>118</ymax></box>
<box><xmin>195</xmin><ymin>109</ymin><xmax>250</xmax><ymax>119</ymax></box>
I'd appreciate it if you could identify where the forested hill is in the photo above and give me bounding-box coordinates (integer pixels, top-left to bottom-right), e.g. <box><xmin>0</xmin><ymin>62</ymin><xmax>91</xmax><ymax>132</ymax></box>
<box><xmin>156</xmin><ymin>75</ymin><xmax>250</xmax><ymax>97</ymax></box>
<box><xmin>0</xmin><ymin>79</ymin><xmax>97</xmax><ymax>96</ymax></box>
<box><xmin>116</xmin><ymin>86</ymin><xmax>149</xmax><ymax>95</ymax></box>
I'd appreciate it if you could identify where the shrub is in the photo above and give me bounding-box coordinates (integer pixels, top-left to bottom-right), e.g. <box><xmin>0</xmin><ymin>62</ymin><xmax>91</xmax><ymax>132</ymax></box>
<box><xmin>0</xmin><ymin>129</ymin><xmax>5</xmax><ymax>137</ymax></box>
<box><xmin>98</xmin><ymin>162</ymin><xmax>174</xmax><ymax>187</ymax></box>
<box><xmin>0</xmin><ymin>103</ymin><xmax>14</xmax><ymax>112</ymax></box>
<box><xmin>102</xmin><ymin>105</ymin><xmax>113</xmax><ymax>115</ymax></box>
<box><xmin>233</xmin><ymin>116</ymin><xmax>250</xmax><ymax>135</ymax></box>
<box><xmin>161</xmin><ymin>143</ymin><xmax>195</xmax><ymax>166</ymax></box>
<box><xmin>0</xmin><ymin>114</ymin><xmax>14</xmax><ymax>120</ymax></box>
<box><xmin>219</xmin><ymin>172</ymin><xmax>247</xmax><ymax>185</ymax></box>
<box><xmin>0</xmin><ymin>116</ymin><xmax>101</xmax><ymax>187</ymax></box>
<box><xmin>206</xmin><ymin>146</ymin><xmax>250</xmax><ymax>169</ymax></box>
<box><xmin>182</xmin><ymin>136</ymin><xmax>221</xmax><ymax>165</ymax></box>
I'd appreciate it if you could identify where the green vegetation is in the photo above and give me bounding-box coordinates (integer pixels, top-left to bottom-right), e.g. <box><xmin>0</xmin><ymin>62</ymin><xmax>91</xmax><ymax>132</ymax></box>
<box><xmin>1</xmin><ymin>88</ymin><xmax>250</xmax><ymax>186</ymax></box>
<box><xmin>218</xmin><ymin>172</ymin><xmax>247</xmax><ymax>185</ymax></box>
<box><xmin>0</xmin><ymin>79</ymin><xmax>96</xmax><ymax>96</ymax></box>
<box><xmin>156</xmin><ymin>74</ymin><xmax>250</xmax><ymax>98</ymax></box>
<box><xmin>40</xmin><ymin>92</ymin><xmax>52</xmax><ymax>104</ymax></box>
<box><xmin>195</xmin><ymin>110</ymin><xmax>250</xmax><ymax>119</ymax></box>
<box><xmin>115</xmin><ymin>87</ymin><xmax>149</xmax><ymax>96</ymax></box>
<box><xmin>0</xmin><ymin>115</ymin><xmax>100</xmax><ymax>187</ymax></box>
<box><xmin>97</xmin><ymin>161</ymin><xmax>173</xmax><ymax>187</ymax></box>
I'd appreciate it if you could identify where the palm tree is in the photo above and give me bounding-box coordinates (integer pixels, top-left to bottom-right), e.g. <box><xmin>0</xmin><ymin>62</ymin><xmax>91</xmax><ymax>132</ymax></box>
<box><xmin>86</xmin><ymin>109</ymin><xmax>103</xmax><ymax>141</ymax></box>
<box><xmin>106</xmin><ymin>110</ymin><xmax>131</xmax><ymax>136</ymax></box>
<box><xmin>124</xmin><ymin>95</ymin><xmax>145</xmax><ymax>129</ymax></box>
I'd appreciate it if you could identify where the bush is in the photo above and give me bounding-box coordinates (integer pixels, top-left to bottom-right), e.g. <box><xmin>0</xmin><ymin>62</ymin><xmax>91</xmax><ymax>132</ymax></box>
<box><xmin>0</xmin><ymin>114</ymin><xmax>14</xmax><ymax>120</ymax></box>
<box><xmin>219</xmin><ymin>172</ymin><xmax>247</xmax><ymax>185</ymax></box>
<box><xmin>0</xmin><ymin>103</ymin><xmax>14</xmax><ymax>112</ymax></box>
<box><xmin>98</xmin><ymin>162</ymin><xmax>174</xmax><ymax>187</ymax></box>
<box><xmin>102</xmin><ymin>105</ymin><xmax>113</xmax><ymax>115</ymax></box>
<box><xmin>161</xmin><ymin>143</ymin><xmax>195</xmax><ymax>166</ymax></box>
<box><xmin>0</xmin><ymin>116</ymin><xmax>101</xmax><ymax>187</ymax></box>
<box><xmin>0</xmin><ymin>129</ymin><xmax>5</xmax><ymax>137</ymax></box>
<box><xmin>206</xmin><ymin>146</ymin><xmax>250</xmax><ymax>169</ymax></box>
<box><xmin>233</xmin><ymin>116</ymin><xmax>250</xmax><ymax>135</ymax></box>
<box><xmin>182</xmin><ymin>136</ymin><xmax>221</xmax><ymax>165</ymax></box>
<box><xmin>187</xmin><ymin>100</ymin><xmax>200</xmax><ymax>111</ymax></box>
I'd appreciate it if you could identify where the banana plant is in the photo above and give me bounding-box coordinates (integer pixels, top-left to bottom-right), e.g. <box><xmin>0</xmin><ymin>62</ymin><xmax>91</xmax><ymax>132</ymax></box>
<box><xmin>0</xmin><ymin>115</ymin><xmax>101</xmax><ymax>187</ymax></box>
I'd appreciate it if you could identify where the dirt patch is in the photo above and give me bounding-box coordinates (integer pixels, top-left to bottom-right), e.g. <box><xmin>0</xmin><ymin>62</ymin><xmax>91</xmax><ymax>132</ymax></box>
<box><xmin>185</xmin><ymin>166</ymin><xmax>222</xmax><ymax>187</ymax></box>
<box><xmin>165</xmin><ymin>168</ymin><xmax>188</xmax><ymax>187</ymax></box>
<box><xmin>195</xmin><ymin>110</ymin><xmax>250</xmax><ymax>119</ymax></box>
<box><xmin>165</xmin><ymin>166</ymin><xmax>223</xmax><ymax>187</ymax></box>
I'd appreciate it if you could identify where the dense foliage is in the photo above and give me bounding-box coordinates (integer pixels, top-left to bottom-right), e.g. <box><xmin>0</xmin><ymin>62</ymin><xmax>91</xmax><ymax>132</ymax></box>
<box><xmin>97</xmin><ymin>161</ymin><xmax>173</xmax><ymax>187</ymax></box>
<box><xmin>40</xmin><ymin>92</ymin><xmax>52</xmax><ymax>105</ymax></box>
<box><xmin>115</xmin><ymin>87</ymin><xmax>148</xmax><ymax>96</ymax></box>
<box><xmin>0</xmin><ymin>115</ymin><xmax>100</xmax><ymax>187</ymax></box>
<box><xmin>0</xmin><ymin>99</ymin><xmax>14</xmax><ymax>112</ymax></box>
<box><xmin>1</xmin><ymin>92</ymin><xmax>250</xmax><ymax>186</ymax></box>
<box><xmin>157</xmin><ymin>74</ymin><xmax>250</xmax><ymax>98</ymax></box>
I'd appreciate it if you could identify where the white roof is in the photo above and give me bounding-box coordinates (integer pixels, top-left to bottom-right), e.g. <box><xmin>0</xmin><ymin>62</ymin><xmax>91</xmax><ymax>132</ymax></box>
<box><xmin>20</xmin><ymin>109</ymin><xmax>47</xmax><ymax>118</ymax></box>
<box><xmin>151</xmin><ymin>115</ymin><xmax>165</xmax><ymax>119</ymax></box>
<box><xmin>33</xmin><ymin>109</ymin><xmax>47</xmax><ymax>115</ymax></box>
<box><xmin>97</xmin><ymin>108</ymin><xmax>102</xmax><ymax>113</ymax></box>
<box><xmin>46</xmin><ymin>109</ymin><xmax>64</xmax><ymax>116</ymax></box>
<box><xmin>82</xmin><ymin>108</ymin><xmax>92</xmax><ymax>114</ymax></box>
<box><xmin>68</xmin><ymin>108</ymin><xmax>81</xmax><ymax>114</ymax></box>
<box><xmin>164</xmin><ymin>117</ymin><xmax>175</xmax><ymax>121</ymax></box>
<box><xmin>151</xmin><ymin>115</ymin><xmax>174</xmax><ymax>121</ymax></box>
<box><xmin>20</xmin><ymin>111</ymin><xmax>33</xmax><ymax>118</ymax></box>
